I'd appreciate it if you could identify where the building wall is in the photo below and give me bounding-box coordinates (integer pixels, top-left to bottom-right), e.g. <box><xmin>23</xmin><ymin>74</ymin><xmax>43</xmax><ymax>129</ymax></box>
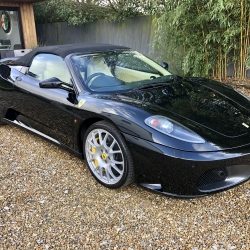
<box><xmin>0</xmin><ymin>1</ymin><xmax>37</xmax><ymax>48</ymax></box>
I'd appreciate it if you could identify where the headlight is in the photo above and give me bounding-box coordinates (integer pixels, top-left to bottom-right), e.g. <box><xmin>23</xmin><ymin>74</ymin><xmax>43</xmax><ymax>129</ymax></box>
<box><xmin>145</xmin><ymin>115</ymin><xmax>205</xmax><ymax>143</ymax></box>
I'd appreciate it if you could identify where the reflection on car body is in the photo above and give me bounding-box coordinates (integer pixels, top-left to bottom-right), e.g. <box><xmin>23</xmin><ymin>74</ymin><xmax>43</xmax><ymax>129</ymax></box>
<box><xmin>0</xmin><ymin>43</ymin><xmax>250</xmax><ymax>198</ymax></box>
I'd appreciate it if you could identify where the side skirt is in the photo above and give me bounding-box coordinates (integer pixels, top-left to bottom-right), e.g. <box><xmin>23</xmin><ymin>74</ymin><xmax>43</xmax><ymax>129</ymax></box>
<box><xmin>3</xmin><ymin>118</ymin><xmax>83</xmax><ymax>159</ymax></box>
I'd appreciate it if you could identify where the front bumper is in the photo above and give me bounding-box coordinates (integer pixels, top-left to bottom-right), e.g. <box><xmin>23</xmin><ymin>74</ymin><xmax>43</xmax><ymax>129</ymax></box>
<box><xmin>123</xmin><ymin>134</ymin><xmax>250</xmax><ymax>197</ymax></box>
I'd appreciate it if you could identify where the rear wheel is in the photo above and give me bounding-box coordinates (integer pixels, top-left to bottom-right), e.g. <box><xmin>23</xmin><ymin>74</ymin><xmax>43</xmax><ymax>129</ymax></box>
<box><xmin>83</xmin><ymin>120</ymin><xmax>134</xmax><ymax>188</ymax></box>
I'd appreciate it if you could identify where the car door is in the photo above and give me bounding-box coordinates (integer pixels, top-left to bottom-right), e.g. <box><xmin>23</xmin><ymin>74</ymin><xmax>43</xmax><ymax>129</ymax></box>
<box><xmin>0</xmin><ymin>64</ymin><xmax>15</xmax><ymax>119</ymax></box>
<box><xmin>13</xmin><ymin>53</ymin><xmax>76</xmax><ymax>149</ymax></box>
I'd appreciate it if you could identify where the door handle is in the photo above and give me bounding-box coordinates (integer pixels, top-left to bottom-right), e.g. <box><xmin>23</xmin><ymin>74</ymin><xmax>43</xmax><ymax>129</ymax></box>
<box><xmin>16</xmin><ymin>76</ymin><xmax>22</xmax><ymax>81</ymax></box>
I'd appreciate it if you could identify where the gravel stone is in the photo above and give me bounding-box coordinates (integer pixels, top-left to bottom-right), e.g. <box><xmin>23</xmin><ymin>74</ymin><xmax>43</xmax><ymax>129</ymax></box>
<box><xmin>0</xmin><ymin>123</ymin><xmax>250</xmax><ymax>249</ymax></box>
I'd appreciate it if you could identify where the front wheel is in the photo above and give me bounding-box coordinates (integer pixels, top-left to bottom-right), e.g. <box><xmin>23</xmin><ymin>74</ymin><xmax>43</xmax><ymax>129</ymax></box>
<box><xmin>83</xmin><ymin>120</ymin><xmax>134</xmax><ymax>188</ymax></box>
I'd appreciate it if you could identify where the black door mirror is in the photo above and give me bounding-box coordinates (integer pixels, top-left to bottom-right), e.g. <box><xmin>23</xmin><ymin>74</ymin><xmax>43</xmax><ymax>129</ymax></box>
<box><xmin>0</xmin><ymin>64</ymin><xmax>11</xmax><ymax>79</ymax></box>
<box><xmin>161</xmin><ymin>62</ymin><xmax>169</xmax><ymax>70</ymax></box>
<box><xmin>39</xmin><ymin>77</ymin><xmax>74</xmax><ymax>92</ymax></box>
<box><xmin>39</xmin><ymin>77</ymin><xmax>63</xmax><ymax>88</ymax></box>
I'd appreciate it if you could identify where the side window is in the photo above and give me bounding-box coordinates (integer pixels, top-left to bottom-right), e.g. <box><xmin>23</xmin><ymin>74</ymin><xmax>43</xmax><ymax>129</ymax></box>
<box><xmin>28</xmin><ymin>54</ymin><xmax>71</xmax><ymax>83</ymax></box>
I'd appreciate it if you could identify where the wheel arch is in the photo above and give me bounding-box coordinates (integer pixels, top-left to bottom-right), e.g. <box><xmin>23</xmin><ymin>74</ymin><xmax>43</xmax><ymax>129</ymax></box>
<box><xmin>78</xmin><ymin>116</ymin><xmax>125</xmax><ymax>157</ymax></box>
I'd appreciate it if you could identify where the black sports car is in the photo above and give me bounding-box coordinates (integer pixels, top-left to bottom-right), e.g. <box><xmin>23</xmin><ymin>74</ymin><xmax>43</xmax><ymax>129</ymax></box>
<box><xmin>0</xmin><ymin>43</ymin><xmax>250</xmax><ymax>197</ymax></box>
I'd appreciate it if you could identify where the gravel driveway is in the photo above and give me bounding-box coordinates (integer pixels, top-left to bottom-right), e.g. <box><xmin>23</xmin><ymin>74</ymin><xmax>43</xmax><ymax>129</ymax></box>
<box><xmin>0</xmin><ymin>125</ymin><xmax>249</xmax><ymax>249</ymax></box>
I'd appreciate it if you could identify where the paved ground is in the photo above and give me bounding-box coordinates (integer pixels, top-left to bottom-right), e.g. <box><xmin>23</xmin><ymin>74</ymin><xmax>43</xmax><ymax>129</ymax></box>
<box><xmin>0</xmin><ymin>124</ymin><xmax>249</xmax><ymax>250</ymax></box>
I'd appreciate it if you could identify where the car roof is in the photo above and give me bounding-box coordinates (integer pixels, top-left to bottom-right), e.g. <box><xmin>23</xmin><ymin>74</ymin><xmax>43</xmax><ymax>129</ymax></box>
<box><xmin>13</xmin><ymin>43</ymin><xmax>130</xmax><ymax>67</ymax></box>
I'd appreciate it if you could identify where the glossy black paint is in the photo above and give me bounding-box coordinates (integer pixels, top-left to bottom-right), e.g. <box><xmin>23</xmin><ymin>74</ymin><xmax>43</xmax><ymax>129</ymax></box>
<box><xmin>0</xmin><ymin>82</ymin><xmax>13</xmax><ymax>122</ymax></box>
<box><xmin>1</xmin><ymin>49</ymin><xmax>250</xmax><ymax>197</ymax></box>
<box><xmin>70</xmin><ymin>88</ymin><xmax>250</xmax><ymax>196</ymax></box>
<box><xmin>7</xmin><ymin>68</ymin><xmax>76</xmax><ymax>148</ymax></box>
<box><xmin>123</xmin><ymin>133</ymin><xmax>250</xmax><ymax>196</ymax></box>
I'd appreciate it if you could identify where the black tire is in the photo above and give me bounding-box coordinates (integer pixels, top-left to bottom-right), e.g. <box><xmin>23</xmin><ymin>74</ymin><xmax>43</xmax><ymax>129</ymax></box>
<box><xmin>83</xmin><ymin>120</ymin><xmax>134</xmax><ymax>188</ymax></box>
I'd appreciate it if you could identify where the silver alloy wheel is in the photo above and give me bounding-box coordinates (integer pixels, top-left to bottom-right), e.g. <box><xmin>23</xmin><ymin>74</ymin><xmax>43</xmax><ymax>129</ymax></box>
<box><xmin>85</xmin><ymin>128</ymin><xmax>125</xmax><ymax>185</ymax></box>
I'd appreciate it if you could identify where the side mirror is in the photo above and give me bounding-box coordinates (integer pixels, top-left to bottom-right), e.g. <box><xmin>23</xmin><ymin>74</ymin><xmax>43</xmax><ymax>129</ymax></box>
<box><xmin>161</xmin><ymin>62</ymin><xmax>169</xmax><ymax>70</ymax></box>
<box><xmin>39</xmin><ymin>77</ymin><xmax>74</xmax><ymax>92</ymax></box>
<box><xmin>0</xmin><ymin>64</ymin><xmax>11</xmax><ymax>79</ymax></box>
<box><xmin>39</xmin><ymin>77</ymin><xmax>63</xmax><ymax>88</ymax></box>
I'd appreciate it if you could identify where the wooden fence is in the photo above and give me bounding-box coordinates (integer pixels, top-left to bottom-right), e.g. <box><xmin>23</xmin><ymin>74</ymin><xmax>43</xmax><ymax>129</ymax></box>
<box><xmin>36</xmin><ymin>16</ymin><xmax>157</xmax><ymax>59</ymax></box>
<box><xmin>36</xmin><ymin>17</ymin><xmax>250</xmax><ymax>77</ymax></box>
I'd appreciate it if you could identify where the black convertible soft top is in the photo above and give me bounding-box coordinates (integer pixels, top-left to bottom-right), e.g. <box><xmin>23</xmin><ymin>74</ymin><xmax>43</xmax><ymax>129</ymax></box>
<box><xmin>13</xmin><ymin>43</ymin><xmax>130</xmax><ymax>67</ymax></box>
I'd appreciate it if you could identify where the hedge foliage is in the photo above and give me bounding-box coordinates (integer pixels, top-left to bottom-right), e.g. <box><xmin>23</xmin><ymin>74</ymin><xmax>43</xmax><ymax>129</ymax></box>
<box><xmin>34</xmin><ymin>0</ymin><xmax>250</xmax><ymax>79</ymax></box>
<box><xmin>153</xmin><ymin>0</ymin><xmax>250</xmax><ymax>79</ymax></box>
<box><xmin>33</xmin><ymin>0</ymin><xmax>153</xmax><ymax>25</ymax></box>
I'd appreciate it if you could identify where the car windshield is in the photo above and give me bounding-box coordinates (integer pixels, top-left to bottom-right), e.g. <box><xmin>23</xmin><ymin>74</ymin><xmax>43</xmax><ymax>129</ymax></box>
<box><xmin>71</xmin><ymin>50</ymin><xmax>174</xmax><ymax>93</ymax></box>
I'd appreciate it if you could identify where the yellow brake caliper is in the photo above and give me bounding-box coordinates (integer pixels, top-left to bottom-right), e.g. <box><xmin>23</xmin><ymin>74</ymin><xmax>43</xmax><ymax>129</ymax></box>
<box><xmin>92</xmin><ymin>137</ymin><xmax>99</xmax><ymax>167</ymax></box>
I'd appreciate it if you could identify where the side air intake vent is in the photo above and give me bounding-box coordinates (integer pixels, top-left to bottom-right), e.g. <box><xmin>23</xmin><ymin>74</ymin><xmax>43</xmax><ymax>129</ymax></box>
<box><xmin>197</xmin><ymin>167</ymin><xmax>228</xmax><ymax>188</ymax></box>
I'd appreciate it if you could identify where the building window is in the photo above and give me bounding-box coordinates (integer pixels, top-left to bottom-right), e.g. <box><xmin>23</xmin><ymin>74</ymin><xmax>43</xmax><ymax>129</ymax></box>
<box><xmin>1</xmin><ymin>11</ymin><xmax>11</xmax><ymax>34</ymax></box>
<box><xmin>0</xmin><ymin>7</ymin><xmax>22</xmax><ymax>50</ymax></box>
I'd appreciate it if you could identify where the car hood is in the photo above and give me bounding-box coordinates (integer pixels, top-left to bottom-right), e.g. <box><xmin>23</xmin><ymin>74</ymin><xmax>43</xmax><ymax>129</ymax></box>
<box><xmin>116</xmin><ymin>77</ymin><xmax>250</xmax><ymax>139</ymax></box>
